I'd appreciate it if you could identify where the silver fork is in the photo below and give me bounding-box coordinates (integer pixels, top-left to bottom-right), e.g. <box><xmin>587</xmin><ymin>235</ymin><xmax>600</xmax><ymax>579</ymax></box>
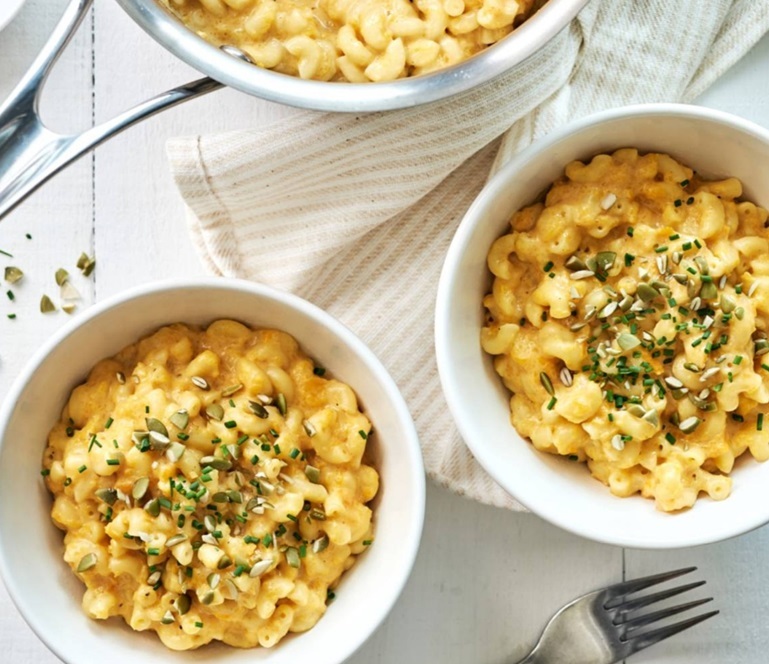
<box><xmin>516</xmin><ymin>567</ymin><xmax>718</xmax><ymax>664</ymax></box>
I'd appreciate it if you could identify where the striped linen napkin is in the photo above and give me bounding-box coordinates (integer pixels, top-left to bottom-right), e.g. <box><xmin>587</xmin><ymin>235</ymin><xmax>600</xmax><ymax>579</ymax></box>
<box><xmin>167</xmin><ymin>0</ymin><xmax>769</xmax><ymax>510</ymax></box>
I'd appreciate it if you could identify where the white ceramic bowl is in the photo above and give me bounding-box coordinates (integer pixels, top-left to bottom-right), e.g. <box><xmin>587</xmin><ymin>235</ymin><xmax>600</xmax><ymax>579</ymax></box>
<box><xmin>0</xmin><ymin>278</ymin><xmax>425</xmax><ymax>663</ymax></box>
<box><xmin>436</xmin><ymin>103</ymin><xmax>769</xmax><ymax>549</ymax></box>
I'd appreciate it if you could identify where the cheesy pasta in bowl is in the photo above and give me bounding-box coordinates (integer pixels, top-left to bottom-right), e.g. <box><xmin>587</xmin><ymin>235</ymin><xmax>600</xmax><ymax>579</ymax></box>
<box><xmin>483</xmin><ymin>149</ymin><xmax>768</xmax><ymax>513</ymax></box>
<box><xmin>436</xmin><ymin>104</ymin><xmax>769</xmax><ymax>548</ymax></box>
<box><xmin>0</xmin><ymin>279</ymin><xmax>424</xmax><ymax>663</ymax></box>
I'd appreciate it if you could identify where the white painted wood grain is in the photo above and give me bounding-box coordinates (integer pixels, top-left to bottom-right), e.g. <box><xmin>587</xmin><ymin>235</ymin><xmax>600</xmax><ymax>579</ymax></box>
<box><xmin>2</xmin><ymin>1</ymin><xmax>769</xmax><ymax>662</ymax></box>
<box><xmin>92</xmin><ymin>0</ymin><xmax>301</xmax><ymax>298</ymax></box>
<box><xmin>0</xmin><ymin>0</ymin><xmax>95</xmax><ymax>389</ymax></box>
<box><xmin>0</xmin><ymin>1</ymin><xmax>94</xmax><ymax>661</ymax></box>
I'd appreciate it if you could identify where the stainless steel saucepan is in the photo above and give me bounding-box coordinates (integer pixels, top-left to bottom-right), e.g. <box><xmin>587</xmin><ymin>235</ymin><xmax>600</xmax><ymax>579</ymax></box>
<box><xmin>0</xmin><ymin>0</ymin><xmax>588</xmax><ymax>221</ymax></box>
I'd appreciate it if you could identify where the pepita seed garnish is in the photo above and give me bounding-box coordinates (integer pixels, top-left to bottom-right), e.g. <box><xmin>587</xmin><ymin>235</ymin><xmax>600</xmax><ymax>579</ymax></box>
<box><xmin>169</xmin><ymin>410</ymin><xmax>189</xmax><ymax>430</ymax></box>
<box><xmin>248</xmin><ymin>400</ymin><xmax>269</xmax><ymax>419</ymax></box>
<box><xmin>285</xmin><ymin>547</ymin><xmax>301</xmax><ymax>569</ymax></box>
<box><xmin>539</xmin><ymin>372</ymin><xmax>554</xmax><ymax>396</ymax></box>
<box><xmin>132</xmin><ymin>477</ymin><xmax>150</xmax><ymax>500</ymax></box>
<box><xmin>305</xmin><ymin>465</ymin><xmax>321</xmax><ymax>483</ymax></box>
<box><xmin>55</xmin><ymin>268</ymin><xmax>69</xmax><ymax>287</ymax></box>
<box><xmin>249</xmin><ymin>558</ymin><xmax>273</xmax><ymax>578</ymax></box>
<box><xmin>205</xmin><ymin>403</ymin><xmax>224</xmax><ymax>421</ymax></box>
<box><xmin>679</xmin><ymin>416</ymin><xmax>702</xmax><ymax>434</ymax></box>
<box><xmin>166</xmin><ymin>533</ymin><xmax>187</xmax><ymax>548</ymax></box>
<box><xmin>40</xmin><ymin>294</ymin><xmax>56</xmax><ymax>313</ymax></box>
<box><xmin>175</xmin><ymin>594</ymin><xmax>191</xmax><ymax>615</ymax></box>
<box><xmin>276</xmin><ymin>393</ymin><xmax>288</xmax><ymax>415</ymax></box>
<box><xmin>77</xmin><ymin>553</ymin><xmax>97</xmax><ymax>573</ymax></box>
<box><xmin>191</xmin><ymin>376</ymin><xmax>209</xmax><ymax>390</ymax></box>
<box><xmin>4</xmin><ymin>266</ymin><xmax>23</xmax><ymax>284</ymax></box>
<box><xmin>636</xmin><ymin>283</ymin><xmax>658</xmax><ymax>302</ymax></box>
<box><xmin>221</xmin><ymin>383</ymin><xmax>243</xmax><ymax>397</ymax></box>
<box><xmin>598</xmin><ymin>301</ymin><xmax>618</xmax><ymax>318</ymax></box>
<box><xmin>616</xmin><ymin>333</ymin><xmax>640</xmax><ymax>351</ymax></box>
<box><xmin>76</xmin><ymin>252</ymin><xmax>96</xmax><ymax>277</ymax></box>
<box><xmin>312</xmin><ymin>535</ymin><xmax>330</xmax><ymax>554</ymax></box>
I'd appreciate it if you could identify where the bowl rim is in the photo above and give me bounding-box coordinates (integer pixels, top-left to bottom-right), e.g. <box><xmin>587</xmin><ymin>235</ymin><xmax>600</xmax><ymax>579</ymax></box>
<box><xmin>116</xmin><ymin>0</ymin><xmax>590</xmax><ymax>112</ymax></box>
<box><xmin>435</xmin><ymin>102</ymin><xmax>769</xmax><ymax>549</ymax></box>
<box><xmin>0</xmin><ymin>276</ymin><xmax>426</xmax><ymax>663</ymax></box>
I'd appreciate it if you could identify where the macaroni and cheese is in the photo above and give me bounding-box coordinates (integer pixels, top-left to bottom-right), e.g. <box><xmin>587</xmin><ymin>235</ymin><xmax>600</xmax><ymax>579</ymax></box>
<box><xmin>482</xmin><ymin>149</ymin><xmax>769</xmax><ymax>512</ymax></box>
<box><xmin>42</xmin><ymin>321</ymin><xmax>379</xmax><ymax>649</ymax></box>
<box><xmin>159</xmin><ymin>0</ymin><xmax>538</xmax><ymax>82</ymax></box>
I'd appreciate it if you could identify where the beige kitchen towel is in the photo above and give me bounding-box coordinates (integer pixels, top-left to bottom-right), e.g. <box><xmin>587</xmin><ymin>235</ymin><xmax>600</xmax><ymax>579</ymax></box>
<box><xmin>167</xmin><ymin>0</ymin><xmax>769</xmax><ymax>511</ymax></box>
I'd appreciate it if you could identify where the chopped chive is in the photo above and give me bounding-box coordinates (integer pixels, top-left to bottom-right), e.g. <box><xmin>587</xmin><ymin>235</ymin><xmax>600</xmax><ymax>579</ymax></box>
<box><xmin>543</xmin><ymin>261</ymin><xmax>554</xmax><ymax>272</ymax></box>
<box><xmin>734</xmin><ymin>355</ymin><xmax>743</xmax><ymax>365</ymax></box>
<box><xmin>289</xmin><ymin>448</ymin><xmax>300</xmax><ymax>459</ymax></box>
<box><xmin>758</xmin><ymin>414</ymin><xmax>764</xmax><ymax>431</ymax></box>
<box><xmin>546</xmin><ymin>396</ymin><xmax>557</xmax><ymax>410</ymax></box>
<box><xmin>627</xmin><ymin>227</ymin><xmax>634</xmax><ymax>237</ymax></box>
<box><xmin>40</xmin><ymin>469</ymin><xmax>50</xmax><ymax>476</ymax></box>
<box><xmin>224</xmin><ymin>420</ymin><xmax>237</xmax><ymax>429</ymax></box>
<box><xmin>78</xmin><ymin>464</ymin><xmax>87</xmax><ymax>473</ymax></box>
<box><xmin>147</xmin><ymin>547</ymin><xmax>160</xmax><ymax>556</ymax></box>
<box><xmin>105</xmin><ymin>417</ymin><xmax>113</xmax><ymax>429</ymax></box>
<box><xmin>665</xmin><ymin>432</ymin><xmax>676</xmax><ymax>444</ymax></box>
<box><xmin>654</xmin><ymin>245</ymin><xmax>668</xmax><ymax>253</ymax></box>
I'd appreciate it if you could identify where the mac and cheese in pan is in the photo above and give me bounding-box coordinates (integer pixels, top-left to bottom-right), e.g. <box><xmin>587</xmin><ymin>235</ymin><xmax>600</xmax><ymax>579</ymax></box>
<box><xmin>482</xmin><ymin>149</ymin><xmax>769</xmax><ymax>512</ymax></box>
<box><xmin>42</xmin><ymin>321</ymin><xmax>378</xmax><ymax>649</ymax></box>
<box><xmin>159</xmin><ymin>0</ymin><xmax>538</xmax><ymax>82</ymax></box>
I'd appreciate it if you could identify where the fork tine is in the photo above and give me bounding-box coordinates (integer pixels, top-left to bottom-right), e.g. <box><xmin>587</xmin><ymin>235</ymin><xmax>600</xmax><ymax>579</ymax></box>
<box><xmin>624</xmin><ymin>610</ymin><xmax>720</xmax><ymax>652</ymax></box>
<box><xmin>606</xmin><ymin>566</ymin><xmax>697</xmax><ymax>597</ymax></box>
<box><xmin>606</xmin><ymin>580</ymin><xmax>705</xmax><ymax>611</ymax></box>
<box><xmin>616</xmin><ymin>597</ymin><xmax>713</xmax><ymax>629</ymax></box>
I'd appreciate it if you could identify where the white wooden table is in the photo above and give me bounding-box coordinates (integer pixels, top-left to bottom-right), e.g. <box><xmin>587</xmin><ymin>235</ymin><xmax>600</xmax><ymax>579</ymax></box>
<box><xmin>1</xmin><ymin>2</ymin><xmax>768</xmax><ymax>662</ymax></box>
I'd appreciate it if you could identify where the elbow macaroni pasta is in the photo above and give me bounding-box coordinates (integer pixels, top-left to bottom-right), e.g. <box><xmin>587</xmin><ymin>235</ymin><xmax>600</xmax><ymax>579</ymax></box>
<box><xmin>42</xmin><ymin>321</ymin><xmax>378</xmax><ymax>650</ymax></box>
<box><xmin>159</xmin><ymin>0</ymin><xmax>537</xmax><ymax>82</ymax></box>
<box><xmin>483</xmin><ymin>149</ymin><xmax>769</xmax><ymax>512</ymax></box>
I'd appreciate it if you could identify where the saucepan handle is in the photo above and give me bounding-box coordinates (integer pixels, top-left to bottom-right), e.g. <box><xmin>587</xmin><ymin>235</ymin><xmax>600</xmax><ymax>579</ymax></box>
<box><xmin>0</xmin><ymin>0</ymin><xmax>228</xmax><ymax>222</ymax></box>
